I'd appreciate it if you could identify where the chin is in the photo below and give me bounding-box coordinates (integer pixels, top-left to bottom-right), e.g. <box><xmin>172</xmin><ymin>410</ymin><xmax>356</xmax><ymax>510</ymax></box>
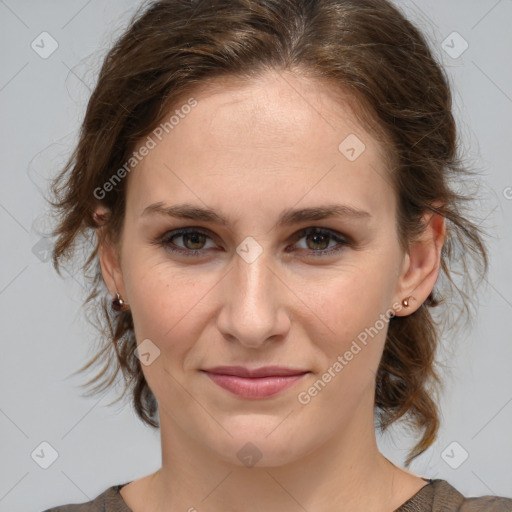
<box><xmin>203</xmin><ymin>420</ymin><xmax>316</xmax><ymax>469</ymax></box>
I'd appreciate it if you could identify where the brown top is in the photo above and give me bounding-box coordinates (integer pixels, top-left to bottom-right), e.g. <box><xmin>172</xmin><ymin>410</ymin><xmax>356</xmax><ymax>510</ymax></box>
<box><xmin>40</xmin><ymin>478</ymin><xmax>512</xmax><ymax>512</ymax></box>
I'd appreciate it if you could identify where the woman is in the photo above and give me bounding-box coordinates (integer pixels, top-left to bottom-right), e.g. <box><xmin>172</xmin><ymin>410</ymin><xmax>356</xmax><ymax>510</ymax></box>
<box><xmin>42</xmin><ymin>0</ymin><xmax>511</xmax><ymax>510</ymax></box>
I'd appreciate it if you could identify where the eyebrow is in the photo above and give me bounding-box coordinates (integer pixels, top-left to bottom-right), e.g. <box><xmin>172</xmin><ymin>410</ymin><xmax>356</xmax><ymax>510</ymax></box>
<box><xmin>141</xmin><ymin>202</ymin><xmax>371</xmax><ymax>227</ymax></box>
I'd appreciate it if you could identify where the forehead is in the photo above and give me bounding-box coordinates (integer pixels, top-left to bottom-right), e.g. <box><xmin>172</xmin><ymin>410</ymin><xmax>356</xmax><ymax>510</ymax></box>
<box><xmin>125</xmin><ymin>70</ymin><xmax>396</xmax><ymax>223</ymax></box>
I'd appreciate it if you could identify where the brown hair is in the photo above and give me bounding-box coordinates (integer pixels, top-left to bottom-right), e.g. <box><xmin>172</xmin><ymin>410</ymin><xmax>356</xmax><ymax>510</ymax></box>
<box><xmin>48</xmin><ymin>0</ymin><xmax>489</xmax><ymax>468</ymax></box>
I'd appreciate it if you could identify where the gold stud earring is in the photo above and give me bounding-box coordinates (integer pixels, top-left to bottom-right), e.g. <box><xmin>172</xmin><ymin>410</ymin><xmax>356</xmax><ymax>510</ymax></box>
<box><xmin>111</xmin><ymin>292</ymin><xmax>129</xmax><ymax>312</ymax></box>
<box><xmin>402</xmin><ymin>296</ymin><xmax>414</xmax><ymax>308</ymax></box>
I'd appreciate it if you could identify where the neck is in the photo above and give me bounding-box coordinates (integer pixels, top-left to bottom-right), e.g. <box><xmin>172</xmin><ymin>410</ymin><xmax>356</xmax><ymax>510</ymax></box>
<box><xmin>141</xmin><ymin>391</ymin><xmax>403</xmax><ymax>512</ymax></box>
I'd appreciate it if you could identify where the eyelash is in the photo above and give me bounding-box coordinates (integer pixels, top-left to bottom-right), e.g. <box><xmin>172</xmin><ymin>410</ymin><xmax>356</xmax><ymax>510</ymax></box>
<box><xmin>156</xmin><ymin>227</ymin><xmax>351</xmax><ymax>258</ymax></box>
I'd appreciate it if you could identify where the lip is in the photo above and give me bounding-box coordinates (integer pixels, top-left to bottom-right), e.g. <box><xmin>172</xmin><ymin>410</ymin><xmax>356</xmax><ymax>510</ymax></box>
<box><xmin>201</xmin><ymin>366</ymin><xmax>309</xmax><ymax>399</ymax></box>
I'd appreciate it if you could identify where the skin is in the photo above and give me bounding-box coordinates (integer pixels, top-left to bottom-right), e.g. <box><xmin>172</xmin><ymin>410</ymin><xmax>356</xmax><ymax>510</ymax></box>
<box><xmin>98</xmin><ymin>69</ymin><xmax>446</xmax><ymax>512</ymax></box>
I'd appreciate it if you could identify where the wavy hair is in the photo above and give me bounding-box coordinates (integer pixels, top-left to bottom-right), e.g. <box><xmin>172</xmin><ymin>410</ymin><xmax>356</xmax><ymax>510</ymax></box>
<box><xmin>47</xmin><ymin>0</ymin><xmax>489</xmax><ymax>467</ymax></box>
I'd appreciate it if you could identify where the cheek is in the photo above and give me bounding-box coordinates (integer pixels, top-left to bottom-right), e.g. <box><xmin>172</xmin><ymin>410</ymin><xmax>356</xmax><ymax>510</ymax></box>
<box><xmin>307</xmin><ymin>257</ymin><xmax>396</xmax><ymax>367</ymax></box>
<box><xmin>316</xmin><ymin>262</ymin><xmax>392</xmax><ymax>326</ymax></box>
<box><xmin>297</xmin><ymin>272</ymin><xmax>392</xmax><ymax>419</ymax></box>
<box><xmin>128</xmin><ymin>269</ymin><xmax>178</xmax><ymax>333</ymax></box>
<box><xmin>125</xmin><ymin>266</ymin><xmax>207</xmax><ymax>404</ymax></box>
<box><xmin>123</xmin><ymin>256</ymin><xmax>218</xmax><ymax>356</ymax></box>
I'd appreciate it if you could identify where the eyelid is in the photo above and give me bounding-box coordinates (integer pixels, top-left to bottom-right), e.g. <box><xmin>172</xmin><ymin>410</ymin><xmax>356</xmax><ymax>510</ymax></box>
<box><xmin>288</xmin><ymin>227</ymin><xmax>350</xmax><ymax>256</ymax></box>
<box><xmin>159</xmin><ymin>227</ymin><xmax>219</xmax><ymax>251</ymax></box>
<box><xmin>291</xmin><ymin>227</ymin><xmax>348</xmax><ymax>244</ymax></box>
<box><xmin>156</xmin><ymin>226</ymin><xmax>351</xmax><ymax>257</ymax></box>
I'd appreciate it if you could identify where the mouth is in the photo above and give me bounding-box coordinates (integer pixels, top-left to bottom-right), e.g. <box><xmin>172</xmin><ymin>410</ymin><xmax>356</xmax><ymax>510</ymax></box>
<box><xmin>201</xmin><ymin>366</ymin><xmax>310</xmax><ymax>399</ymax></box>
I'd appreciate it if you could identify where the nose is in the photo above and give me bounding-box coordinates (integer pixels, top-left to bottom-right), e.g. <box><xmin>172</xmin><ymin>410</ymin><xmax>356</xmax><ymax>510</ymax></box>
<box><xmin>216</xmin><ymin>248</ymin><xmax>291</xmax><ymax>349</ymax></box>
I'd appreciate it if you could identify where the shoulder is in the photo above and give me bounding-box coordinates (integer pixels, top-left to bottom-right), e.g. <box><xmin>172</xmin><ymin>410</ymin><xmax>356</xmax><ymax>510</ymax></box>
<box><xmin>39</xmin><ymin>483</ymin><xmax>131</xmax><ymax>512</ymax></box>
<box><xmin>39</xmin><ymin>478</ymin><xmax>512</xmax><ymax>512</ymax></box>
<box><xmin>403</xmin><ymin>478</ymin><xmax>512</xmax><ymax>512</ymax></box>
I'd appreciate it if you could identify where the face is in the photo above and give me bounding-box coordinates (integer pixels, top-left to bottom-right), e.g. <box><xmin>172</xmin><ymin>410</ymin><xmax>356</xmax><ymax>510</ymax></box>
<box><xmin>99</xmin><ymin>69</ymin><xmax>439</xmax><ymax>468</ymax></box>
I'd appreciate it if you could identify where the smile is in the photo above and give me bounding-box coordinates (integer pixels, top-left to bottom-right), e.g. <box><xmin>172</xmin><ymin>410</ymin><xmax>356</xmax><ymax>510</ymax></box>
<box><xmin>201</xmin><ymin>367</ymin><xmax>309</xmax><ymax>399</ymax></box>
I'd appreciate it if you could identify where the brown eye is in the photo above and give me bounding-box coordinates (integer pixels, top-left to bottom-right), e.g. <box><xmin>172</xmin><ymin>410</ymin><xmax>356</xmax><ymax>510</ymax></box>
<box><xmin>305</xmin><ymin>232</ymin><xmax>330</xmax><ymax>251</ymax></box>
<box><xmin>157</xmin><ymin>226</ymin><xmax>349</xmax><ymax>258</ymax></box>
<box><xmin>179</xmin><ymin>232</ymin><xmax>208</xmax><ymax>250</ymax></box>
<box><xmin>159</xmin><ymin>228</ymin><xmax>217</xmax><ymax>255</ymax></box>
<box><xmin>291</xmin><ymin>227</ymin><xmax>350</xmax><ymax>256</ymax></box>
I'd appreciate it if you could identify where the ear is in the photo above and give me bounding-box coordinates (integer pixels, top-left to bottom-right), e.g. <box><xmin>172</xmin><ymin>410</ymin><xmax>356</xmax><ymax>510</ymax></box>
<box><xmin>94</xmin><ymin>206</ymin><xmax>127</xmax><ymax>300</ymax></box>
<box><xmin>392</xmin><ymin>207</ymin><xmax>446</xmax><ymax>316</ymax></box>
<box><xmin>98</xmin><ymin>239</ymin><xmax>126</xmax><ymax>299</ymax></box>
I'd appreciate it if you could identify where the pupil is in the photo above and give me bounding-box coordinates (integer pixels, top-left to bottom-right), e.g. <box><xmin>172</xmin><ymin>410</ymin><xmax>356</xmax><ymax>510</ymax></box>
<box><xmin>181</xmin><ymin>232</ymin><xmax>331</xmax><ymax>251</ymax></box>
<box><xmin>184</xmin><ymin>233</ymin><xmax>205</xmax><ymax>250</ymax></box>
<box><xmin>308</xmin><ymin>233</ymin><xmax>329</xmax><ymax>250</ymax></box>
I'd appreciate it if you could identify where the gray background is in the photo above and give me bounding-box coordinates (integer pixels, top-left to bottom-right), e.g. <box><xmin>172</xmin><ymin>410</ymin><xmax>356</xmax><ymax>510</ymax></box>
<box><xmin>0</xmin><ymin>1</ymin><xmax>511</xmax><ymax>511</ymax></box>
